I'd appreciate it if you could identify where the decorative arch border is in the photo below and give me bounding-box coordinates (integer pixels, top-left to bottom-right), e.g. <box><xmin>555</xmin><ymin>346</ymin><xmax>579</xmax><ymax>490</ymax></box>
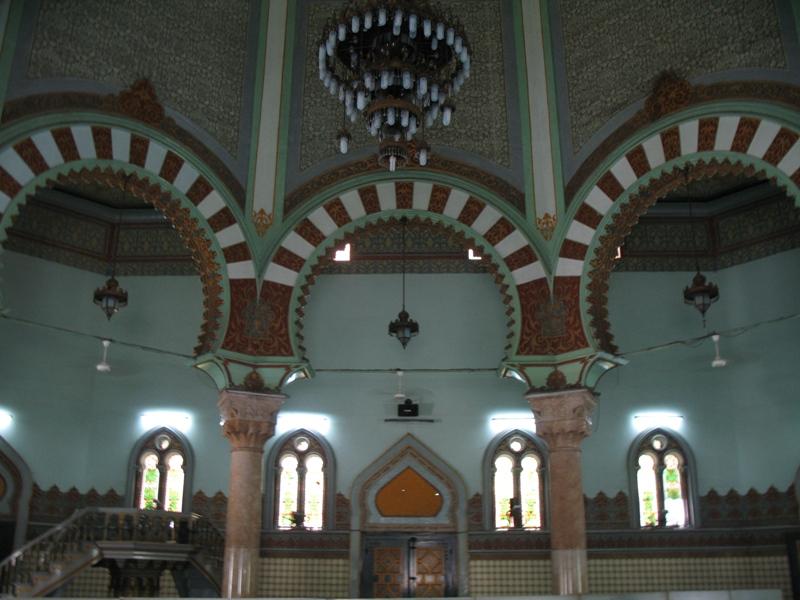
<box><xmin>350</xmin><ymin>433</ymin><xmax>468</xmax><ymax>533</ymax></box>
<box><xmin>262</xmin><ymin>427</ymin><xmax>337</xmax><ymax>531</ymax></box>
<box><xmin>626</xmin><ymin>427</ymin><xmax>700</xmax><ymax>529</ymax></box>
<box><xmin>0</xmin><ymin>435</ymin><xmax>33</xmax><ymax>550</ymax></box>
<box><xmin>0</xmin><ymin>121</ymin><xmax>255</xmax><ymax>354</ymax></box>
<box><xmin>125</xmin><ymin>426</ymin><xmax>196</xmax><ymax>512</ymax></box>
<box><xmin>254</xmin><ymin>180</ymin><xmax>560</xmax><ymax>358</ymax></box>
<box><xmin>560</xmin><ymin>113</ymin><xmax>800</xmax><ymax>353</ymax></box>
<box><xmin>481</xmin><ymin>428</ymin><xmax>550</xmax><ymax>532</ymax></box>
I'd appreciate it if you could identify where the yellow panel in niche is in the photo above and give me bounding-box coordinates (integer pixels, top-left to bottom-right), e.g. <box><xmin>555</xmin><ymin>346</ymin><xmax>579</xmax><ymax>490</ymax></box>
<box><xmin>376</xmin><ymin>467</ymin><xmax>443</xmax><ymax>517</ymax></box>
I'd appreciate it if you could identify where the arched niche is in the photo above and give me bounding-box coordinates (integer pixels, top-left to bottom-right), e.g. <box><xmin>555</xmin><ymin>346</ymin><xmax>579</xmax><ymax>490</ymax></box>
<box><xmin>0</xmin><ymin>436</ymin><xmax>33</xmax><ymax>552</ymax></box>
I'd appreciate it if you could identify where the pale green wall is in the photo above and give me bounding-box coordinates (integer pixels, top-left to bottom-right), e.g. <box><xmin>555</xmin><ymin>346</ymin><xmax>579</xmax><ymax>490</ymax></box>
<box><xmin>588</xmin><ymin>247</ymin><xmax>800</xmax><ymax>496</ymax></box>
<box><xmin>1</xmin><ymin>247</ymin><xmax>798</xmax><ymax>505</ymax></box>
<box><xmin>0</xmin><ymin>252</ymin><xmax>226</xmax><ymax>494</ymax></box>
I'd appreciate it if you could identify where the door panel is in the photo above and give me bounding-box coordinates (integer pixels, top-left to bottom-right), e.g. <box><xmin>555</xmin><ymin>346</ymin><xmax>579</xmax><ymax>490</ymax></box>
<box><xmin>413</xmin><ymin>544</ymin><xmax>445</xmax><ymax>597</ymax></box>
<box><xmin>373</xmin><ymin>546</ymin><xmax>404</xmax><ymax>598</ymax></box>
<box><xmin>362</xmin><ymin>534</ymin><xmax>455</xmax><ymax>598</ymax></box>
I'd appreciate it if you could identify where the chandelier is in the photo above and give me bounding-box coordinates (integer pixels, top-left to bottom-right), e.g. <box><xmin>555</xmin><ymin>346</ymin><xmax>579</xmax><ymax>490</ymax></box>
<box><xmin>319</xmin><ymin>0</ymin><xmax>471</xmax><ymax>171</ymax></box>
<box><xmin>683</xmin><ymin>270</ymin><xmax>719</xmax><ymax>326</ymax></box>
<box><xmin>388</xmin><ymin>217</ymin><xmax>419</xmax><ymax>347</ymax></box>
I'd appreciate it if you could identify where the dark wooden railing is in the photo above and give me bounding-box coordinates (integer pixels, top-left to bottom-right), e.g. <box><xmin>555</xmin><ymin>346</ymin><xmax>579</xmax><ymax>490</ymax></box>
<box><xmin>0</xmin><ymin>508</ymin><xmax>223</xmax><ymax>596</ymax></box>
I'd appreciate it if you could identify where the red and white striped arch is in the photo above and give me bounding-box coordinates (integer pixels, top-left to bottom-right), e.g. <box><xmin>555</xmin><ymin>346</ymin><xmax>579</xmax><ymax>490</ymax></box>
<box><xmin>560</xmin><ymin>113</ymin><xmax>800</xmax><ymax>352</ymax></box>
<box><xmin>263</xmin><ymin>180</ymin><xmax>546</xmax><ymax>356</ymax></box>
<box><xmin>266</xmin><ymin>180</ymin><xmax>544</xmax><ymax>289</ymax></box>
<box><xmin>0</xmin><ymin>123</ymin><xmax>253</xmax><ymax>276</ymax></box>
<box><xmin>561</xmin><ymin>113</ymin><xmax>800</xmax><ymax>278</ymax></box>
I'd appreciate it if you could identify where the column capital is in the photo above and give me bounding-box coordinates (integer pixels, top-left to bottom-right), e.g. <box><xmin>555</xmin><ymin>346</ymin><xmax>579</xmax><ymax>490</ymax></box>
<box><xmin>218</xmin><ymin>389</ymin><xmax>285</xmax><ymax>451</ymax></box>
<box><xmin>525</xmin><ymin>388</ymin><xmax>596</xmax><ymax>450</ymax></box>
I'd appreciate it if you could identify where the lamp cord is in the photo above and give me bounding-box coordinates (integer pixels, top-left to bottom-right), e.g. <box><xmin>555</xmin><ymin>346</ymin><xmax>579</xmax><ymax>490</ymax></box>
<box><xmin>401</xmin><ymin>216</ymin><xmax>407</xmax><ymax>311</ymax></box>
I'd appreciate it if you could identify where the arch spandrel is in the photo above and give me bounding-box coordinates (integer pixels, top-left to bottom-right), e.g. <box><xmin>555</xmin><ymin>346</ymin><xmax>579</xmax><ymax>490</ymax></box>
<box><xmin>558</xmin><ymin>108</ymin><xmax>800</xmax><ymax>361</ymax></box>
<box><xmin>0</xmin><ymin>119</ymin><xmax>252</xmax><ymax>355</ymax></box>
<box><xmin>251</xmin><ymin>179</ymin><xmax>566</xmax><ymax>366</ymax></box>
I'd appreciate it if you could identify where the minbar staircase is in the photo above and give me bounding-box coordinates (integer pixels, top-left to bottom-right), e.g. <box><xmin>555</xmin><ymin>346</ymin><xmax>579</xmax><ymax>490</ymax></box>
<box><xmin>0</xmin><ymin>508</ymin><xmax>224</xmax><ymax>597</ymax></box>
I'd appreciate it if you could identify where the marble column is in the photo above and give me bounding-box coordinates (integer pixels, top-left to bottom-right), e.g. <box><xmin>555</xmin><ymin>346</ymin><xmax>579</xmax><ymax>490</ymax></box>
<box><xmin>218</xmin><ymin>389</ymin><xmax>285</xmax><ymax>598</ymax></box>
<box><xmin>526</xmin><ymin>388</ymin><xmax>596</xmax><ymax>595</ymax></box>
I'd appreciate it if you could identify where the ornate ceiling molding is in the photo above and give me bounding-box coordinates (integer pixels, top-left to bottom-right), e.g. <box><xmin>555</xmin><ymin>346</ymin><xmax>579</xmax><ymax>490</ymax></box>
<box><xmin>283</xmin><ymin>155</ymin><xmax>524</xmax><ymax>218</ymax></box>
<box><xmin>565</xmin><ymin>78</ymin><xmax>800</xmax><ymax>207</ymax></box>
<box><xmin>1</xmin><ymin>85</ymin><xmax>245</xmax><ymax>209</ymax></box>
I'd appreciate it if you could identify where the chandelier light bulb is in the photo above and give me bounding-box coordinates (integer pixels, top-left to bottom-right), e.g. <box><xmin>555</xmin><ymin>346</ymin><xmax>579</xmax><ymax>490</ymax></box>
<box><xmin>419</xmin><ymin>147</ymin><xmax>428</xmax><ymax>166</ymax></box>
<box><xmin>409</xmin><ymin>13</ymin><xmax>417</xmax><ymax>36</ymax></box>
<box><xmin>436</xmin><ymin>21</ymin><xmax>445</xmax><ymax>39</ymax></box>
<box><xmin>378</xmin><ymin>7</ymin><xmax>387</xmax><ymax>26</ymax></box>
<box><xmin>446</xmin><ymin>26</ymin><xmax>455</xmax><ymax>45</ymax></box>
<box><xmin>389</xmin><ymin>155</ymin><xmax>397</xmax><ymax>172</ymax></box>
<box><xmin>351</xmin><ymin>14</ymin><xmax>360</xmax><ymax>32</ymax></box>
<box><xmin>364</xmin><ymin>10</ymin><xmax>372</xmax><ymax>29</ymax></box>
<box><xmin>423</xmin><ymin>18</ymin><xmax>431</xmax><ymax>37</ymax></box>
<box><xmin>454</xmin><ymin>36</ymin><xmax>463</xmax><ymax>53</ymax></box>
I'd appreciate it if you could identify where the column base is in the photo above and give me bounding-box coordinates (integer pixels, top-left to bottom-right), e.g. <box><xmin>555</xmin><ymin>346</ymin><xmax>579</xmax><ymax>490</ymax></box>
<box><xmin>222</xmin><ymin>545</ymin><xmax>259</xmax><ymax>598</ymax></box>
<box><xmin>551</xmin><ymin>548</ymin><xmax>587</xmax><ymax>595</ymax></box>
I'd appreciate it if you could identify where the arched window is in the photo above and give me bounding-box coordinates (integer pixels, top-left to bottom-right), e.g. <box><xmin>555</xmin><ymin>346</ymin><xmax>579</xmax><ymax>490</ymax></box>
<box><xmin>129</xmin><ymin>428</ymin><xmax>193</xmax><ymax>512</ymax></box>
<box><xmin>630</xmin><ymin>429</ymin><xmax>696</xmax><ymax>528</ymax></box>
<box><xmin>484</xmin><ymin>431</ymin><xmax>546</xmax><ymax>530</ymax></box>
<box><xmin>266</xmin><ymin>430</ymin><xmax>335</xmax><ymax>530</ymax></box>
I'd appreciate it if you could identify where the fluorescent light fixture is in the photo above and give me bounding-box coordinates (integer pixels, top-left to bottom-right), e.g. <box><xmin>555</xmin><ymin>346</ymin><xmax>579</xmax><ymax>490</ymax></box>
<box><xmin>334</xmin><ymin>243</ymin><xmax>351</xmax><ymax>262</ymax></box>
<box><xmin>140</xmin><ymin>411</ymin><xmax>192</xmax><ymax>432</ymax></box>
<box><xmin>0</xmin><ymin>409</ymin><xmax>13</xmax><ymax>429</ymax></box>
<box><xmin>490</xmin><ymin>412</ymin><xmax>536</xmax><ymax>433</ymax></box>
<box><xmin>632</xmin><ymin>412</ymin><xmax>684</xmax><ymax>432</ymax></box>
<box><xmin>276</xmin><ymin>412</ymin><xmax>330</xmax><ymax>435</ymax></box>
<box><xmin>468</xmin><ymin>248</ymin><xmax>482</xmax><ymax>261</ymax></box>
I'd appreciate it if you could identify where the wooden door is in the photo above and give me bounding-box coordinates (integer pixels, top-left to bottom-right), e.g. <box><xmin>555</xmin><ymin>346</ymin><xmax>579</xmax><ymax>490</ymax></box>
<box><xmin>362</xmin><ymin>534</ymin><xmax>455</xmax><ymax>598</ymax></box>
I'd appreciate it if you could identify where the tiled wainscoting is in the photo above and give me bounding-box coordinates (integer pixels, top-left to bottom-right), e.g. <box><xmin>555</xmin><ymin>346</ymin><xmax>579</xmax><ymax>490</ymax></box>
<box><xmin>587</xmin><ymin>556</ymin><xmax>792</xmax><ymax>599</ymax></box>
<box><xmin>61</xmin><ymin>567</ymin><xmax>179</xmax><ymax>597</ymax></box>
<box><xmin>468</xmin><ymin>556</ymin><xmax>792</xmax><ymax>600</ymax></box>
<box><xmin>469</xmin><ymin>558</ymin><xmax>552</xmax><ymax>595</ymax></box>
<box><xmin>258</xmin><ymin>557</ymin><xmax>350</xmax><ymax>597</ymax></box>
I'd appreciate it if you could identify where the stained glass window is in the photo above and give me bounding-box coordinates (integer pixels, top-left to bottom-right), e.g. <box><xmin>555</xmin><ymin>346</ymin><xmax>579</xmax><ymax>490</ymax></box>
<box><xmin>490</xmin><ymin>432</ymin><xmax>545</xmax><ymax>530</ymax></box>
<box><xmin>493</xmin><ymin>455</ymin><xmax>514</xmax><ymax>529</ymax></box>
<box><xmin>133</xmin><ymin>429</ymin><xmax>190</xmax><ymax>512</ymax></box>
<box><xmin>634</xmin><ymin>430</ymin><xmax>691</xmax><ymax>528</ymax></box>
<box><xmin>304</xmin><ymin>454</ymin><xmax>325</xmax><ymax>529</ymax></box>
<box><xmin>278</xmin><ymin>455</ymin><xmax>299</xmax><ymax>528</ymax></box>
<box><xmin>165</xmin><ymin>453</ymin><xmax>185</xmax><ymax>512</ymax></box>
<box><xmin>520</xmin><ymin>455</ymin><xmax>541</xmax><ymax>528</ymax></box>
<box><xmin>139</xmin><ymin>453</ymin><xmax>160</xmax><ymax>510</ymax></box>
<box><xmin>637</xmin><ymin>454</ymin><xmax>658</xmax><ymax>526</ymax></box>
<box><xmin>274</xmin><ymin>432</ymin><xmax>330</xmax><ymax>530</ymax></box>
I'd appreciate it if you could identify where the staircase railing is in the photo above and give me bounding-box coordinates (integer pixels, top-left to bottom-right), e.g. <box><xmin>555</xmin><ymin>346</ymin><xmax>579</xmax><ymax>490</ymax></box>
<box><xmin>0</xmin><ymin>508</ymin><xmax>224</xmax><ymax>596</ymax></box>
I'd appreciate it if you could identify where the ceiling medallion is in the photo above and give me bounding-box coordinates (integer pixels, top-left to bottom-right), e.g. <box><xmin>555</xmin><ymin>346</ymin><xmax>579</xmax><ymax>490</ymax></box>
<box><xmin>319</xmin><ymin>0</ymin><xmax>471</xmax><ymax>171</ymax></box>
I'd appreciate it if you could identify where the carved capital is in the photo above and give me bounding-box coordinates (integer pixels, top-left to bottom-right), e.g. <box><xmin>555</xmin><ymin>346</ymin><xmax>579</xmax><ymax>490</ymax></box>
<box><xmin>218</xmin><ymin>389</ymin><xmax>285</xmax><ymax>451</ymax></box>
<box><xmin>525</xmin><ymin>388</ymin><xmax>596</xmax><ymax>450</ymax></box>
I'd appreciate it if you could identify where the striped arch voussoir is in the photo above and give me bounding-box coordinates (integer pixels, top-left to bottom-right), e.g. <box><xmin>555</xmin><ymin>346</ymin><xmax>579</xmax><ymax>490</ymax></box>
<box><xmin>0</xmin><ymin>123</ymin><xmax>254</xmax><ymax>355</ymax></box>
<box><xmin>563</xmin><ymin>114</ymin><xmax>800</xmax><ymax>354</ymax></box>
<box><xmin>260</xmin><ymin>181</ymin><xmax>548</xmax><ymax>358</ymax></box>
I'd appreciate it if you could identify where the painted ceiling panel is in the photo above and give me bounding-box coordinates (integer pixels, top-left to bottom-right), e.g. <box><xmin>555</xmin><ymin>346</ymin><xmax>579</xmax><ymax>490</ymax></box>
<box><xmin>27</xmin><ymin>0</ymin><xmax>252</xmax><ymax>158</ymax></box>
<box><xmin>559</xmin><ymin>0</ymin><xmax>786</xmax><ymax>153</ymax></box>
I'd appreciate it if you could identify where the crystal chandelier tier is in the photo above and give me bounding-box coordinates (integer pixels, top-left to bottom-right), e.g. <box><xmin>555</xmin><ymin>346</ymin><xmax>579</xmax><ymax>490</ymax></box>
<box><xmin>318</xmin><ymin>0</ymin><xmax>471</xmax><ymax>171</ymax></box>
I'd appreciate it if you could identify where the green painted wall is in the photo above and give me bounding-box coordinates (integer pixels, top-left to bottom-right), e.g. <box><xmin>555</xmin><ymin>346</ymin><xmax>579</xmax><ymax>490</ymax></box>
<box><xmin>0</xmin><ymin>252</ymin><xmax>226</xmax><ymax>494</ymax></box>
<box><xmin>588</xmin><ymin>247</ymin><xmax>800</xmax><ymax>496</ymax></box>
<box><xmin>1</xmin><ymin>248</ymin><xmax>797</xmax><ymax>504</ymax></box>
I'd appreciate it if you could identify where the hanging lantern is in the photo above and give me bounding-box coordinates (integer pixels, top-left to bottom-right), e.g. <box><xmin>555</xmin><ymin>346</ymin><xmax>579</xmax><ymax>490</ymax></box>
<box><xmin>387</xmin><ymin>217</ymin><xmax>419</xmax><ymax>348</ymax></box>
<box><xmin>683</xmin><ymin>270</ymin><xmax>719</xmax><ymax>326</ymax></box>
<box><xmin>94</xmin><ymin>275</ymin><xmax>128</xmax><ymax>320</ymax></box>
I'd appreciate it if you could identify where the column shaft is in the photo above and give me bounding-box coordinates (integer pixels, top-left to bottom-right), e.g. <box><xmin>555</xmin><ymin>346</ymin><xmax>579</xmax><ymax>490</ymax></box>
<box><xmin>218</xmin><ymin>390</ymin><xmax>284</xmax><ymax>598</ymax></box>
<box><xmin>526</xmin><ymin>388</ymin><xmax>595</xmax><ymax>595</ymax></box>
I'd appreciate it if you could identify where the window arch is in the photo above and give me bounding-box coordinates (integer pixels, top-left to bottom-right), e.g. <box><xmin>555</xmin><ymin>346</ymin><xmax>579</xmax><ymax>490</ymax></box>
<box><xmin>483</xmin><ymin>430</ymin><xmax>547</xmax><ymax>530</ymax></box>
<box><xmin>128</xmin><ymin>427</ymin><xmax>194</xmax><ymax>512</ymax></box>
<box><xmin>264</xmin><ymin>429</ymin><xmax>336</xmax><ymax>530</ymax></box>
<box><xmin>628</xmin><ymin>428</ymin><xmax>698</xmax><ymax>528</ymax></box>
